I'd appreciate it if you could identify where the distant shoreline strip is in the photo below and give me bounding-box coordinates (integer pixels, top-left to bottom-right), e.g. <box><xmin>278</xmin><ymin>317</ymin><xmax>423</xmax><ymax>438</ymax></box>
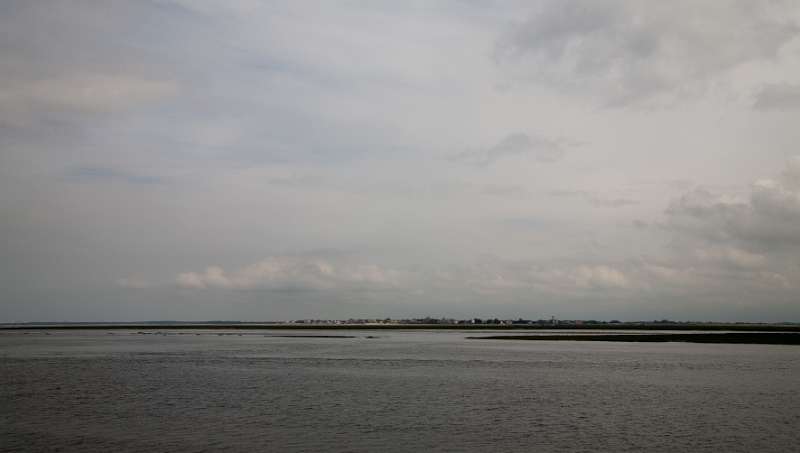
<box><xmin>3</xmin><ymin>323</ymin><xmax>800</xmax><ymax>332</ymax></box>
<box><xmin>467</xmin><ymin>333</ymin><xmax>800</xmax><ymax>345</ymax></box>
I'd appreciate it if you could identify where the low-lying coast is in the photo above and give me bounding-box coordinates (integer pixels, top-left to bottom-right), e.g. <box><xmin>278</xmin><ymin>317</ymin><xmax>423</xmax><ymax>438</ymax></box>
<box><xmin>3</xmin><ymin>322</ymin><xmax>800</xmax><ymax>331</ymax></box>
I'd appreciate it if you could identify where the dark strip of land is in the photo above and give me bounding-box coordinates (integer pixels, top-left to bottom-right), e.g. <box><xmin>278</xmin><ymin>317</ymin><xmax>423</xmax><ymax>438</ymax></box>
<box><xmin>468</xmin><ymin>333</ymin><xmax>800</xmax><ymax>345</ymax></box>
<box><xmin>3</xmin><ymin>323</ymin><xmax>800</xmax><ymax>332</ymax></box>
<box><xmin>263</xmin><ymin>334</ymin><xmax>356</xmax><ymax>338</ymax></box>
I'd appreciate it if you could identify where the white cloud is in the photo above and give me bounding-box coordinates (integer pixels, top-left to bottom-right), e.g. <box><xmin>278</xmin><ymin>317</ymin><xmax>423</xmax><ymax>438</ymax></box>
<box><xmin>177</xmin><ymin>256</ymin><xmax>400</xmax><ymax>291</ymax></box>
<box><xmin>574</xmin><ymin>265</ymin><xmax>630</xmax><ymax>289</ymax></box>
<box><xmin>694</xmin><ymin>247</ymin><xmax>767</xmax><ymax>269</ymax></box>
<box><xmin>116</xmin><ymin>276</ymin><xmax>151</xmax><ymax>289</ymax></box>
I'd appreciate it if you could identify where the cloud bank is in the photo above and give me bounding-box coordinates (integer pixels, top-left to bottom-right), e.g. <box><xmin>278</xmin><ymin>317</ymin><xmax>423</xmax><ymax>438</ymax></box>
<box><xmin>177</xmin><ymin>256</ymin><xmax>400</xmax><ymax>291</ymax></box>
<box><xmin>2</xmin><ymin>1</ymin><xmax>800</xmax><ymax>322</ymax></box>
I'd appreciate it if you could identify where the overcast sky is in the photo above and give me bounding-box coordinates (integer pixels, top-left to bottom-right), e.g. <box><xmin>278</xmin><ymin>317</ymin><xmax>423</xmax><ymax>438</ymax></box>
<box><xmin>2</xmin><ymin>0</ymin><xmax>800</xmax><ymax>322</ymax></box>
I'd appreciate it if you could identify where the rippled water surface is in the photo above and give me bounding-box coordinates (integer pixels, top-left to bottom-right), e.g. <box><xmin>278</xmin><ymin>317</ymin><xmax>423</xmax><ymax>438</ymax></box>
<box><xmin>2</xmin><ymin>329</ymin><xmax>800</xmax><ymax>452</ymax></box>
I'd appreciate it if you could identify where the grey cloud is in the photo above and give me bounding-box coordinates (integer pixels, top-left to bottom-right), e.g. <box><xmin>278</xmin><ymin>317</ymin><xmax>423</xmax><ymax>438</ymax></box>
<box><xmin>665</xmin><ymin>165</ymin><xmax>800</xmax><ymax>253</ymax></box>
<box><xmin>559</xmin><ymin>157</ymin><xmax>799</xmax><ymax>307</ymax></box>
<box><xmin>67</xmin><ymin>167</ymin><xmax>165</xmax><ymax>185</ymax></box>
<box><xmin>450</xmin><ymin>133</ymin><xmax>570</xmax><ymax>166</ymax></box>
<box><xmin>753</xmin><ymin>84</ymin><xmax>800</xmax><ymax>111</ymax></box>
<box><xmin>503</xmin><ymin>217</ymin><xmax>553</xmax><ymax>230</ymax></box>
<box><xmin>627</xmin><ymin>179</ymin><xmax>694</xmax><ymax>192</ymax></box>
<box><xmin>657</xmin><ymin>158</ymin><xmax>800</xmax><ymax>296</ymax></box>
<box><xmin>591</xmin><ymin>198</ymin><xmax>639</xmax><ymax>208</ymax></box>
<box><xmin>4</xmin><ymin>1</ymin><xmax>800</xmax><ymax>322</ymax></box>
<box><xmin>495</xmin><ymin>0</ymin><xmax>799</xmax><ymax>105</ymax></box>
<box><xmin>549</xmin><ymin>190</ymin><xmax>639</xmax><ymax>208</ymax></box>
<box><xmin>480</xmin><ymin>184</ymin><xmax>529</xmax><ymax>197</ymax></box>
<box><xmin>0</xmin><ymin>2</ymin><xmax>186</xmax><ymax>122</ymax></box>
<box><xmin>782</xmin><ymin>156</ymin><xmax>800</xmax><ymax>189</ymax></box>
<box><xmin>0</xmin><ymin>74</ymin><xmax>177</xmax><ymax>116</ymax></box>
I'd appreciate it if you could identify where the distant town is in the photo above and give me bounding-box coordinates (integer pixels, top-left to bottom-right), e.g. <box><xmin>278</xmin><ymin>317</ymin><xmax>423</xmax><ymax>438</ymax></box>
<box><xmin>279</xmin><ymin>317</ymin><xmax>800</xmax><ymax>327</ymax></box>
<box><xmin>4</xmin><ymin>317</ymin><xmax>799</xmax><ymax>329</ymax></box>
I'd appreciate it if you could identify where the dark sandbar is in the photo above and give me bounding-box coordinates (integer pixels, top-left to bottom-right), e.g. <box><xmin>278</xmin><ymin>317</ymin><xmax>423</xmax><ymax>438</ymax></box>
<box><xmin>262</xmin><ymin>334</ymin><xmax>357</xmax><ymax>338</ymax></box>
<box><xmin>468</xmin><ymin>333</ymin><xmax>800</xmax><ymax>345</ymax></box>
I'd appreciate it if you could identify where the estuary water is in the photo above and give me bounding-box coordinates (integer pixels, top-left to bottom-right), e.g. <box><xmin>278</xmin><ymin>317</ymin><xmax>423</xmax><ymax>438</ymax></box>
<box><xmin>2</xmin><ymin>329</ymin><xmax>799</xmax><ymax>452</ymax></box>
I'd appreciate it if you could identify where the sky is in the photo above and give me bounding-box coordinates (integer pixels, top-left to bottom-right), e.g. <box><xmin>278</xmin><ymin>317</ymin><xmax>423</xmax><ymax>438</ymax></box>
<box><xmin>2</xmin><ymin>0</ymin><xmax>800</xmax><ymax>322</ymax></box>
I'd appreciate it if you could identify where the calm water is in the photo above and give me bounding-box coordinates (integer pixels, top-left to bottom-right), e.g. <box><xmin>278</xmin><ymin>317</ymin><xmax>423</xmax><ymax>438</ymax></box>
<box><xmin>2</xmin><ymin>329</ymin><xmax>799</xmax><ymax>452</ymax></box>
